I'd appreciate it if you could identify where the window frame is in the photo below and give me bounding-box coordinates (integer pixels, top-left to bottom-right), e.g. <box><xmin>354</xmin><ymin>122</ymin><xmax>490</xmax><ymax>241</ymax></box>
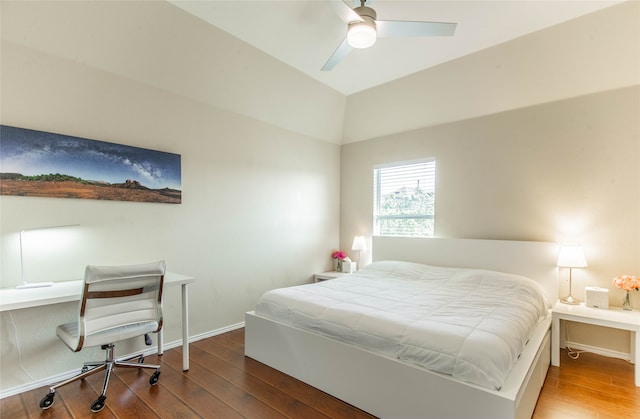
<box><xmin>373</xmin><ymin>158</ymin><xmax>436</xmax><ymax>238</ymax></box>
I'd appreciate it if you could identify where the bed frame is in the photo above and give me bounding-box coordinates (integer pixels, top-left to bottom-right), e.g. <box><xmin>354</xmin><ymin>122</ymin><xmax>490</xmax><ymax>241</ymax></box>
<box><xmin>245</xmin><ymin>238</ymin><xmax>559</xmax><ymax>419</ymax></box>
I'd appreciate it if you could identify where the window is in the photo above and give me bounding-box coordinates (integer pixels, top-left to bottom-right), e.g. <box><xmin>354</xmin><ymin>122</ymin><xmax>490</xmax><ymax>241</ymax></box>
<box><xmin>373</xmin><ymin>159</ymin><xmax>436</xmax><ymax>237</ymax></box>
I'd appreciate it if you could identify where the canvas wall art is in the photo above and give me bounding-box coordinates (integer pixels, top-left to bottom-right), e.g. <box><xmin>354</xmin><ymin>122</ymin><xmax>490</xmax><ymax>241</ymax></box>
<box><xmin>0</xmin><ymin>125</ymin><xmax>181</xmax><ymax>204</ymax></box>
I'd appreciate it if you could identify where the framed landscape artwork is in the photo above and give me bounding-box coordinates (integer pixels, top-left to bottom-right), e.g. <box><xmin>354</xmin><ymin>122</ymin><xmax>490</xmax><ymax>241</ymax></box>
<box><xmin>0</xmin><ymin>125</ymin><xmax>181</xmax><ymax>204</ymax></box>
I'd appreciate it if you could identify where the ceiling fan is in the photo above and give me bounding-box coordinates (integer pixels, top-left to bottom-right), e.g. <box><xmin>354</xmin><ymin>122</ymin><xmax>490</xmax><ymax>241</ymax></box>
<box><xmin>322</xmin><ymin>0</ymin><xmax>457</xmax><ymax>71</ymax></box>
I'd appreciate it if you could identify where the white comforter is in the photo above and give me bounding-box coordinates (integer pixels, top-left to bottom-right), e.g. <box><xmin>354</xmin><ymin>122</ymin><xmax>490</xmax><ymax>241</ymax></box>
<box><xmin>255</xmin><ymin>261</ymin><xmax>551</xmax><ymax>390</ymax></box>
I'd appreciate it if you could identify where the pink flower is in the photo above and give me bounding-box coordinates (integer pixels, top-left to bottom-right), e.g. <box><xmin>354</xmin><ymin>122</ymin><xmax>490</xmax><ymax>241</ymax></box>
<box><xmin>332</xmin><ymin>250</ymin><xmax>347</xmax><ymax>260</ymax></box>
<box><xmin>612</xmin><ymin>274</ymin><xmax>640</xmax><ymax>291</ymax></box>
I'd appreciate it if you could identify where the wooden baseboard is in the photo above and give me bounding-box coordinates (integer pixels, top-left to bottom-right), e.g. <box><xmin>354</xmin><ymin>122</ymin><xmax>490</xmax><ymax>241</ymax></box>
<box><xmin>563</xmin><ymin>340</ymin><xmax>632</xmax><ymax>363</ymax></box>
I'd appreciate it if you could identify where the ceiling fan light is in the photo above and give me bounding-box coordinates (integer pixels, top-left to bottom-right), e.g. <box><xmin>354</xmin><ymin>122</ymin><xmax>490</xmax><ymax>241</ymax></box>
<box><xmin>347</xmin><ymin>21</ymin><xmax>377</xmax><ymax>49</ymax></box>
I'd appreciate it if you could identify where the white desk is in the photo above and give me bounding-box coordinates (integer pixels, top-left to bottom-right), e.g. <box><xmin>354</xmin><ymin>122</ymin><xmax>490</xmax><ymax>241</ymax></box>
<box><xmin>551</xmin><ymin>300</ymin><xmax>640</xmax><ymax>386</ymax></box>
<box><xmin>0</xmin><ymin>272</ymin><xmax>195</xmax><ymax>371</ymax></box>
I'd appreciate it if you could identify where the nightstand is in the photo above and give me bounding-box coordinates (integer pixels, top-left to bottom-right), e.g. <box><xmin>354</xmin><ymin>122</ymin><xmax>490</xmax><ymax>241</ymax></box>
<box><xmin>551</xmin><ymin>300</ymin><xmax>640</xmax><ymax>386</ymax></box>
<box><xmin>314</xmin><ymin>271</ymin><xmax>350</xmax><ymax>282</ymax></box>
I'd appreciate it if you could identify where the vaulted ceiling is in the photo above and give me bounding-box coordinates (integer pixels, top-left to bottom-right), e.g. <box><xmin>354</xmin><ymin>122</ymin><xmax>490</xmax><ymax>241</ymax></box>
<box><xmin>170</xmin><ymin>0</ymin><xmax>623</xmax><ymax>95</ymax></box>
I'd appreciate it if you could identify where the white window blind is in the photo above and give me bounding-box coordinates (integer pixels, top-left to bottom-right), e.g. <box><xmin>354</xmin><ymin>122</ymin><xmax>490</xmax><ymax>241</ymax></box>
<box><xmin>373</xmin><ymin>159</ymin><xmax>435</xmax><ymax>237</ymax></box>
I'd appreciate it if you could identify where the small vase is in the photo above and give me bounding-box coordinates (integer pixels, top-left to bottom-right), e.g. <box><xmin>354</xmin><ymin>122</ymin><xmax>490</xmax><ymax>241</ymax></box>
<box><xmin>335</xmin><ymin>259</ymin><xmax>343</xmax><ymax>272</ymax></box>
<box><xmin>623</xmin><ymin>290</ymin><xmax>632</xmax><ymax>311</ymax></box>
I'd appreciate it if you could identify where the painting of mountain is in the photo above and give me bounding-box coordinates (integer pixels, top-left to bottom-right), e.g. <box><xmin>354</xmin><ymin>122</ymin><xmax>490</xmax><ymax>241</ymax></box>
<box><xmin>0</xmin><ymin>125</ymin><xmax>181</xmax><ymax>204</ymax></box>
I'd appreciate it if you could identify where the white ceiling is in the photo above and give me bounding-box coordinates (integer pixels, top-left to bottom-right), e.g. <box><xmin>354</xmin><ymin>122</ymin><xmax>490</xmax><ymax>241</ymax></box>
<box><xmin>170</xmin><ymin>0</ymin><xmax>624</xmax><ymax>95</ymax></box>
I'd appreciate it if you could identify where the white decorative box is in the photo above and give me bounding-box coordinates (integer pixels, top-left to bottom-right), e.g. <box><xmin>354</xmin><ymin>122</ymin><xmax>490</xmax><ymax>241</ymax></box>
<box><xmin>585</xmin><ymin>287</ymin><xmax>609</xmax><ymax>309</ymax></box>
<box><xmin>341</xmin><ymin>261</ymin><xmax>356</xmax><ymax>273</ymax></box>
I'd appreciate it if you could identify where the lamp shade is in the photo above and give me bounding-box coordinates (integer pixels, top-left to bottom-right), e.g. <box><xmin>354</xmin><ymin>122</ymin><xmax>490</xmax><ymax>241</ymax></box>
<box><xmin>347</xmin><ymin>21</ymin><xmax>376</xmax><ymax>49</ymax></box>
<box><xmin>557</xmin><ymin>244</ymin><xmax>587</xmax><ymax>268</ymax></box>
<box><xmin>351</xmin><ymin>235</ymin><xmax>367</xmax><ymax>252</ymax></box>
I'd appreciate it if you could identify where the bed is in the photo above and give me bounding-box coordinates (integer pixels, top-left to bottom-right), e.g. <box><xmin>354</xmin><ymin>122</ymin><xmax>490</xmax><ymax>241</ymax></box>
<box><xmin>245</xmin><ymin>238</ymin><xmax>559</xmax><ymax>419</ymax></box>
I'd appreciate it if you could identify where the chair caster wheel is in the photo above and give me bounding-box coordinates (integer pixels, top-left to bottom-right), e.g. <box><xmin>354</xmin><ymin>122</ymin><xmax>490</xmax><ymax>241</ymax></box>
<box><xmin>138</xmin><ymin>356</ymin><xmax>145</xmax><ymax>364</ymax></box>
<box><xmin>91</xmin><ymin>395</ymin><xmax>106</xmax><ymax>413</ymax></box>
<box><xmin>40</xmin><ymin>392</ymin><xmax>55</xmax><ymax>410</ymax></box>
<box><xmin>149</xmin><ymin>371</ymin><xmax>160</xmax><ymax>385</ymax></box>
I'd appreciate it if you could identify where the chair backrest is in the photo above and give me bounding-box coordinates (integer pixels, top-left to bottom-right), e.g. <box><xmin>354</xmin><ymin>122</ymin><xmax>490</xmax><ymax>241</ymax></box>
<box><xmin>76</xmin><ymin>261</ymin><xmax>166</xmax><ymax>351</ymax></box>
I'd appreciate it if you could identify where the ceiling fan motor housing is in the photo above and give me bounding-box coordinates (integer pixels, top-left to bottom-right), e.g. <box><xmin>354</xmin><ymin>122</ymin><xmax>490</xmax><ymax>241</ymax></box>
<box><xmin>353</xmin><ymin>6</ymin><xmax>376</xmax><ymax>22</ymax></box>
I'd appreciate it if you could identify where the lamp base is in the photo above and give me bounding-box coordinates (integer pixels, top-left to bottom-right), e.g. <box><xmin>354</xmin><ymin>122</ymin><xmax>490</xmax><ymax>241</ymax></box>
<box><xmin>560</xmin><ymin>295</ymin><xmax>581</xmax><ymax>305</ymax></box>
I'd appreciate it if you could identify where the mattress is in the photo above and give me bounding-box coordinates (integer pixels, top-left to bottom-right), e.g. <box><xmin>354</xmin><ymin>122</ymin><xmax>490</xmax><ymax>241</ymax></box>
<box><xmin>254</xmin><ymin>260</ymin><xmax>551</xmax><ymax>390</ymax></box>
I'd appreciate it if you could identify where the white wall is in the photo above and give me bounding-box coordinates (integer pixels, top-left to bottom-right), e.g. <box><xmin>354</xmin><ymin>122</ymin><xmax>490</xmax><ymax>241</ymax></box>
<box><xmin>0</xmin><ymin>1</ymin><xmax>341</xmax><ymax>394</ymax></box>
<box><xmin>343</xmin><ymin>1</ymin><xmax>639</xmax><ymax>144</ymax></box>
<box><xmin>0</xmin><ymin>0</ymin><xmax>346</xmax><ymax>144</ymax></box>
<box><xmin>340</xmin><ymin>2</ymin><xmax>640</xmax><ymax>354</ymax></box>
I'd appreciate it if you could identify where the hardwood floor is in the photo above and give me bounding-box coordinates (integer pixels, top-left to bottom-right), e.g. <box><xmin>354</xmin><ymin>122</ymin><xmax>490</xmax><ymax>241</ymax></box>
<box><xmin>2</xmin><ymin>328</ymin><xmax>639</xmax><ymax>418</ymax></box>
<box><xmin>534</xmin><ymin>348</ymin><xmax>640</xmax><ymax>419</ymax></box>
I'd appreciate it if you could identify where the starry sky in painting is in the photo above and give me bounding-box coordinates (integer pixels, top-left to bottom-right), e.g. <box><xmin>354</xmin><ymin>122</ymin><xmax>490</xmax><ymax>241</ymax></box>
<box><xmin>0</xmin><ymin>125</ymin><xmax>181</xmax><ymax>190</ymax></box>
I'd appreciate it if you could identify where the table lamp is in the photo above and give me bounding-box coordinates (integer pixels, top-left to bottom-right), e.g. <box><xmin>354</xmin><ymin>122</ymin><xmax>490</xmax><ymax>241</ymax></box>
<box><xmin>18</xmin><ymin>224</ymin><xmax>79</xmax><ymax>289</ymax></box>
<box><xmin>557</xmin><ymin>244</ymin><xmax>587</xmax><ymax>305</ymax></box>
<box><xmin>351</xmin><ymin>235</ymin><xmax>367</xmax><ymax>270</ymax></box>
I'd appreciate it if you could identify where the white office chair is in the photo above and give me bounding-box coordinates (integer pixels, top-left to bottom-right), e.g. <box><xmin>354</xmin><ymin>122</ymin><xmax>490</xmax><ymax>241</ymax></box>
<box><xmin>39</xmin><ymin>261</ymin><xmax>166</xmax><ymax>413</ymax></box>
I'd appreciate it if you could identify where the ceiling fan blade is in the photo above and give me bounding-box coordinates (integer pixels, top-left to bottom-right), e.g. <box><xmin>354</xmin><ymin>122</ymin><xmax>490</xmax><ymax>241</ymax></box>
<box><xmin>376</xmin><ymin>20</ymin><xmax>457</xmax><ymax>38</ymax></box>
<box><xmin>328</xmin><ymin>0</ymin><xmax>364</xmax><ymax>23</ymax></box>
<box><xmin>321</xmin><ymin>38</ymin><xmax>352</xmax><ymax>71</ymax></box>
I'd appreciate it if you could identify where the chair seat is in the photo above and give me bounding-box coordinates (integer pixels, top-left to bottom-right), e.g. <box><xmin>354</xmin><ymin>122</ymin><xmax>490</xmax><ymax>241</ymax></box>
<box><xmin>57</xmin><ymin>321</ymin><xmax>159</xmax><ymax>351</ymax></box>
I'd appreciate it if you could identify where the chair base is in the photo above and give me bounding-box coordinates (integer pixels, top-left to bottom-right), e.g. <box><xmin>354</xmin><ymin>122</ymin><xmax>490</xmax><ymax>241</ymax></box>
<box><xmin>40</xmin><ymin>343</ymin><xmax>160</xmax><ymax>412</ymax></box>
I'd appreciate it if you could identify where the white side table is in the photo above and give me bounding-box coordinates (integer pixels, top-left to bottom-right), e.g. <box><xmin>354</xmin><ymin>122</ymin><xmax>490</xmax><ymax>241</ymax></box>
<box><xmin>314</xmin><ymin>271</ymin><xmax>350</xmax><ymax>282</ymax></box>
<box><xmin>551</xmin><ymin>300</ymin><xmax>640</xmax><ymax>386</ymax></box>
